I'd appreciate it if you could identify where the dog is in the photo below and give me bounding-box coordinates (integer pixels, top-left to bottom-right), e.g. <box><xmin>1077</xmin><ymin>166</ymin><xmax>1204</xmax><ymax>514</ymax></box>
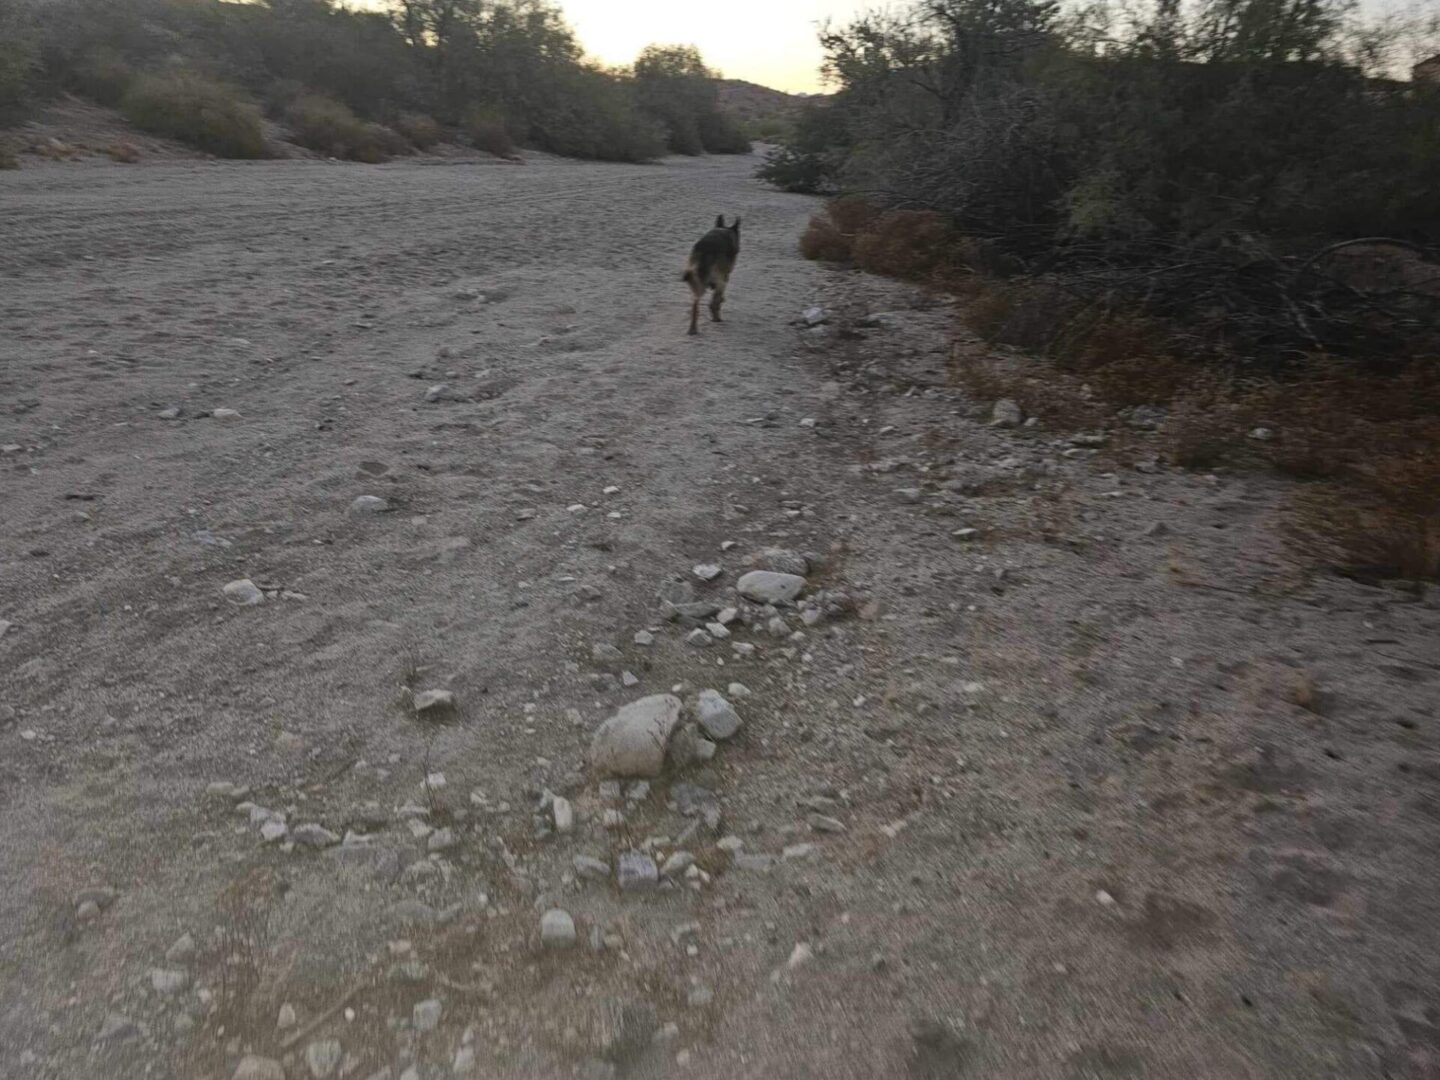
<box><xmin>682</xmin><ymin>215</ymin><xmax>741</xmax><ymax>335</ymax></box>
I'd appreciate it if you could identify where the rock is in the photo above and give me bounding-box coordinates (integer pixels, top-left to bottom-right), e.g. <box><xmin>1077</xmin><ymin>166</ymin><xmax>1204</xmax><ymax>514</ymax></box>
<box><xmin>412</xmin><ymin>688</ymin><xmax>455</xmax><ymax>714</ymax></box>
<box><xmin>158</xmin><ymin>407</ymin><xmax>181</xmax><ymax>420</ymax></box>
<box><xmin>350</xmin><ymin>495</ymin><xmax>390</xmax><ymax>515</ymax></box>
<box><xmin>427</xmin><ymin>827</ymin><xmax>456</xmax><ymax>852</ymax></box>
<box><xmin>292</xmin><ymin>823</ymin><xmax>340</xmax><ymax>848</ymax></box>
<box><xmin>802</xmin><ymin>306</ymin><xmax>829</xmax><ymax>326</ymax></box>
<box><xmin>260</xmin><ymin>819</ymin><xmax>289</xmax><ymax>843</ymax></box>
<box><xmin>166</xmin><ymin>932</ymin><xmax>196</xmax><ymax>964</ymax></box>
<box><xmin>96</xmin><ymin>1012</ymin><xmax>141</xmax><ymax>1043</ymax></box>
<box><xmin>633</xmin><ymin>630</ymin><xmax>654</xmax><ymax>646</ymax></box>
<box><xmin>76</xmin><ymin>900</ymin><xmax>101</xmax><ymax>921</ymax></box>
<box><xmin>75</xmin><ymin>887</ymin><xmax>119</xmax><ymax>911</ymax></box>
<box><xmin>591</xmin><ymin>642</ymin><xmax>623</xmax><ymax>664</ymax></box>
<box><xmin>621</xmin><ymin>670</ymin><xmax>639</xmax><ymax>687</ymax></box>
<box><xmin>737</xmin><ymin>570</ymin><xmax>806</xmax><ymax>604</ymax></box>
<box><xmin>661</xmin><ymin>851</ymin><xmax>694</xmax><ymax>877</ymax></box>
<box><xmin>541</xmin><ymin>909</ymin><xmax>577</xmax><ymax>949</ymax></box>
<box><xmin>150</xmin><ymin>968</ymin><xmax>189</xmax><ymax>995</ymax></box>
<box><xmin>589</xmin><ymin>695</ymin><xmax>683</xmax><ymax>778</ymax></box>
<box><xmin>424</xmin><ymin>384</ymin><xmax>451</xmax><ymax>403</ymax></box>
<box><xmin>1248</xmin><ymin>427</ymin><xmax>1275</xmax><ymax>441</ymax></box>
<box><xmin>233</xmin><ymin>1057</ymin><xmax>285</xmax><ymax>1080</ymax></box>
<box><xmin>617</xmin><ymin>851</ymin><xmax>659</xmax><ymax>891</ymax></box>
<box><xmin>809</xmin><ymin>814</ymin><xmax>846</xmax><ymax>833</ymax></box>
<box><xmin>573</xmin><ymin>855</ymin><xmax>610</xmax><ymax>879</ymax></box>
<box><xmin>991</xmin><ymin>399</ymin><xmax>1023</xmax><ymax>428</ymax></box>
<box><xmin>734</xmin><ymin>853</ymin><xmax>774</xmax><ymax>873</ymax></box>
<box><xmin>223</xmin><ymin>579</ymin><xmax>265</xmax><ymax>606</ymax></box>
<box><xmin>552</xmin><ymin>796</ymin><xmax>574</xmax><ymax>834</ymax></box>
<box><xmin>277</xmin><ymin>1003</ymin><xmax>298</xmax><ymax>1030</ymax></box>
<box><xmin>951</xmin><ymin>528</ymin><xmax>979</xmax><ymax>541</ymax></box>
<box><xmin>211</xmin><ymin>407</ymin><xmax>242</xmax><ymax>421</ymax></box>
<box><xmin>306</xmin><ymin>1039</ymin><xmax>343</xmax><ymax>1079</ymax></box>
<box><xmin>784</xmin><ymin>843</ymin><xmax>816</xmax><ymax>860</ymax></box>
<box><xmin>692</xmin><ymin>563</ymin><xmax>723</xmax><ymax>582</ymax></box>
<box><xmin>752</xmin><ymin>548</ymin><xmax>809</xmax><ymax>576</ymax></box>
<box><xmin>787</xmin><ymin>942</ymin><xmax>814</xmax><ymax>969</ymax></box>
<box><xmin>695</xmin><ymin>689</ymin><xmax>741</xmax><ymax>741</ymax></box>
<box><xmin>686</xmin><ymin>985</ymin><xmax>714</xmax><ymax>1008</ymax></box>
<box><xmin>413</xmin><ymin>998</ymin><xmax>443</xmax><ymax>1031</ymax></box>
<box><xmin>704</xmin><ymin>621</ymin><xmax>731</xmax><ymax>640</ymax></box>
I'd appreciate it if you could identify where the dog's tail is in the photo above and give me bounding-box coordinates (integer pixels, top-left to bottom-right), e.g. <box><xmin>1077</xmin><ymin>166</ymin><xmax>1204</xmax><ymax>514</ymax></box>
<box><xmin>681</xmin><ymin>267</ymin><xmax>698</xmax><ymax>286</ymax></box>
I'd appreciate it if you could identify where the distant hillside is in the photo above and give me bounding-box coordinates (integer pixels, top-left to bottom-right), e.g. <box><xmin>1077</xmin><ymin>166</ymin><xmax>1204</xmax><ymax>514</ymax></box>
<box><xmin>714</xmin><ymin>79</ymin><xmax>828</xmax><ymax>122</ymax></box>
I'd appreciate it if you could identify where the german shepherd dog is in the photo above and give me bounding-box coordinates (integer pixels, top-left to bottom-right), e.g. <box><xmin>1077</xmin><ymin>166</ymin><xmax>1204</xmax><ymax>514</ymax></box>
<box><xmin>682</xmin><ymin>215</ymin><xmax>741</xmax><ymax>335</ymax></box>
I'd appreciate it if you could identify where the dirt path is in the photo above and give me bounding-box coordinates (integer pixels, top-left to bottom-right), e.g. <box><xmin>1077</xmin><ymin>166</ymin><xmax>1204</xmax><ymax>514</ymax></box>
<box><xmin>2</xmin><ymin>152</ymin><xmax>1438</xmax><ymax>1080</ymax></box>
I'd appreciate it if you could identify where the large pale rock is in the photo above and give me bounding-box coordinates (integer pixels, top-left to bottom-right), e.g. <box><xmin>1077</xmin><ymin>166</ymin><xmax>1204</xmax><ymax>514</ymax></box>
<box><xmin>589</xmin><ymin>695</ymin><xmax>682</xmax><ymax>778</ymax></box>
<box><xmin>736</xmin><ymin>570</ymin><xmax>805</xmax><ymax>604</ymax></box>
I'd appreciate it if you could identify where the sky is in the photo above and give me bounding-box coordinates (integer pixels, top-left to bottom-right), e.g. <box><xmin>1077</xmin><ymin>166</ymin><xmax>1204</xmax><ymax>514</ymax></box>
<box><xmin>551</xmin><ymin>0</ymin><xmax>874</xmax><ymax>93</ymax></box>
<box><xmin>354</xmin><ymin>0</ymin><xmax>1434</xmax><ymax>93</ymax></box>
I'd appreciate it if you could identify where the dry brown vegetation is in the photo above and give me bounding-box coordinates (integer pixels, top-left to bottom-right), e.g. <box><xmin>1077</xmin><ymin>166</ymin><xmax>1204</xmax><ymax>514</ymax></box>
<box><xmin>803</xmin><ymin>196</ymin><xmax>1440</xmax><ymax>583</ymax></box>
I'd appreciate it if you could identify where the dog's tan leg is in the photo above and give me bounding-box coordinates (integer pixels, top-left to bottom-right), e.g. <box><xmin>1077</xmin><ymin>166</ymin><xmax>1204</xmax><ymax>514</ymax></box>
<box><xmin>709</xmin><ymin>284</ymin><xmax>725</xmax><ymax>322</ymax></box>
<box><xmin>688</xmin><ymin>294</ymin><xmax>699</xmax><ymax>335</ymax></box>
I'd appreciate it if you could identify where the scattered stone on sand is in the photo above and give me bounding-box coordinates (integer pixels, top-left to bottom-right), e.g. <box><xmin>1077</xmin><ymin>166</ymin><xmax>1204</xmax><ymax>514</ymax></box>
<box><xmin>211</xmin><ymin>407</ymin><xmax>242</xmax><ymax>421</ymax></box>
<box><xmin>693</xmin><ymin>563</ymin><xmax>723</xmax><ymax>582</ymax></box>
<box><xmin>752</xmin><ymin>548</ymin><xmax>810</xmax><ymax>576</ymax></box>
<box><xmin>150</xmin><ymin>968</ymin><xmax>189</xmax><ymax>995</ymax></box>
<box><xmin>591</xmin><ymin>642</ymin><xmax>623</xmax><ymax>664</ymax></box>
<box><xmin>705</xmin><ymin>621</ymin><xmax>731</xmax><ymax>640</ymax></box>
<box><xmin>633</xmin><ymin>630</ymin><xmax>654</xmax><ymax>646</ymax></box>
<box><xmin>424</xmin><ymin>383</ymin><xmax>451</xmax><ymax>403</ymax></box>
<box><xmin>306</xmin><ymin>1039</ymin><xmax>343</xmax><ymax>1080</ymax></box>
<box><xmin>292</xmin><ymin>823</ymin><xmax>341</xmax><ymax>848</ymax></box>
<box><xmin>727</xmin><ymin>682</ymin><xmax>751</xmax><ymax>698</ymax></box>
<box><xmin>574</xmin><ymin>855</ymin><xmax>610</xmax><ymax>879</ymax></box>
<box><xmin>413</xmin><ymin>998</ymin><xmax>443</xmax><ymax>1031</ymax></box>
<box><xmin>427</xmin><ymin>827</ymin><xmax>456</xmax><ymax>852</ymax></box>
<box><xmin>553</xmin><ymin>797</ymin><xmax>574</xmax><ymax>834</ymax></box>
<box><xmin>686</xmin><ymin>628</ymin><xmax>713</xmax><ymax>647</ymax></box>
<box><xmin>157</xmin><ymin>407</ymin><xmax>181</xmax><ymax>420</ymax></box>
<box><xmin>541</xmin><ymin>909</ymin><xmax>577</xmax><ymax>949</ymax></box>
<box><xmin>412</xmin><ymin>688</ymin><xmax>455</xmax><ymax>714</ymax></box>
<box><xmin>617</xmin><ymin>851</ymin><xmax>659</xmax><ymax>891</ymax></box>
<box><xmin>621</xmin><ymin>670</ymin><xmax>639</xmax><ymax>687</ymax></box>
<box><xmin>97</xmin><ymin>1012</ymin><xmax>141</xmax><ymax>1043</ymax></box>
<box><xmin>166</xmin><ymin>932</ymin><xmax>196</xmax><ymax>964</ymax></box>
<box><xmin>991</xmin><ymin>399</ymin><xmax>1023</xmax><ymax>428</ymax></box>
<box><xmin>736</xmin><ymin>570</ymin><xmax>805</xmax><ymax>604</ymax></box>
<box><xmin>349</xmin><ymin>495</ymin><xmax>390</xmax><ymax>515</ymax></box>
<box><xmin>695</xmin><ymin>689</ymin><xmax>742</xmax><ymax>741</ymax></box>
<box><xmin>802</xmin><ymin>306</ymin><xmax>828</xmax><ymax>326</ymax></box>
<box><xmin>233</xmin><ymin>1057</ymin><xmax>285</xmax><ymax>1080</ymax></box>
<box><xmin>277</xmin><ymin>1003</ymin><xmax>298</xmax><ymax>1030</ymax></box>
<box><xmin>223</xmin><ymin>579</ymin><xmax>265</xmax><ymax>606</ymax></box>
<box><xmin>589</xmin><ymin>695</ymin><xmax>682</xmax><ymax>778</ymax></box>
<box><xmin>951</xmin><ymin>528</ymin><xmax>979</xmax><ymax>541</ymax></box>
<box><xmin>809</xmin><ymin>814</ymin><xmax>846</xmax><ymax>834</ymax></box>
<box><xmin>661</xmin><ymin>851</ymin><xmax>694</xmax><ymax>877</ymax></box>
<box><xmin>260</xmin><ymin>819</ymin><xmax>289</xmax><ymax>843</ymax></box>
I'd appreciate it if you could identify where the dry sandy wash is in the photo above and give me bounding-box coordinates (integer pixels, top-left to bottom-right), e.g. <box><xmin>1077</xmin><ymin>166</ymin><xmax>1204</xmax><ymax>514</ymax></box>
<box><xmin>1</xmin><ymin>151</ymin><xmax>1438</xmax><ymax>1080</ymax></box>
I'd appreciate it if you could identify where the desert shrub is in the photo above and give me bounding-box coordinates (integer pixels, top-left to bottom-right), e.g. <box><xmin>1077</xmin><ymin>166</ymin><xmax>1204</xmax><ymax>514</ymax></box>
<box><xmin>70</xmin><ymin>45</ymin><xmax>133</xmax><ymax>104</ymax></box>
<box><xmin>0</xmin><ymin>141</ymin><xmax>18</xmax><ymax>169</ymax></box>
<box><xmin>0</xmin><ymin>1</ymin><xmax>39</xmax><ymax>110</ymax></box>
<box><xmin>107</xmin><ymin>140</ymin><xmax>140</xmax><ymax>163</ymax></box>
<box><xmin>852</xmin><ymin>210</ymin><xmax>959</xmax><ymax>280</ymax></box>
<box><xmin>288</xmin><ymin>95</ymin><xmax>407</xmax><ymax>162</ymax></box>
<box><xmin>464</xmin><ymin>105</ymin><xmax>516</xmax><ymax>158</ymax></box>
<box><xmin>632</xmin><ymin>44</ymin><xmax>747</xmax><ymax>155</ymax></box>
<box><xmin>122</xmin><ymin>70</ymin><xmax>266</xmax><ymax>159</ymax></box>
<box><xmin>799</xmin><ymin>216</ymin><xmax>853</xmax><ymax>261</ymax></box>
<box><xmin>393</xmin><ymin>111</ymin><xmax>442</xmax><ymax>150</ymax></box>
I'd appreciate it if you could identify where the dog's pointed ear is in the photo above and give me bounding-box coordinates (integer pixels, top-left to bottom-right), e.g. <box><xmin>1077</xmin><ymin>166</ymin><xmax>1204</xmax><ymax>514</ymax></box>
<box><xmin>715</xmin><ymin>214</ymin><xmax>726</xmax><ymax>228</ymax></box>
<box><xmin>732</xmin><ymin>217</ymin><xmax>741</xmax><ymax>232</ymax></box>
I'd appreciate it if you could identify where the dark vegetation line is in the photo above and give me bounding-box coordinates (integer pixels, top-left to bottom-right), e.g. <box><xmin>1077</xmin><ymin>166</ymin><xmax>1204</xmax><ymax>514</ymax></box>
<box><xmin>0</xmin><ymin>0</ymin><xmax>752</xmax><ymax>163</ymax></box>
<box><xmin>758</xmin><ymin>0</ymin><xmax>1440</xmax><ymax>583</ymax></box>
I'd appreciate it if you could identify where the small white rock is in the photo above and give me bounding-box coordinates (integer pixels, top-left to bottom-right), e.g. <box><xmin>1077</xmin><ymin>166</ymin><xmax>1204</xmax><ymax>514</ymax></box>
<box><xmin>540</xmin><ymin>909</ymin><xmax>577</xmax><ymax>949</ymax></box>
<box><xmin>222</xmin><ymin>579</ymin><xmax>265</xmax><ymax>606</ymax></box>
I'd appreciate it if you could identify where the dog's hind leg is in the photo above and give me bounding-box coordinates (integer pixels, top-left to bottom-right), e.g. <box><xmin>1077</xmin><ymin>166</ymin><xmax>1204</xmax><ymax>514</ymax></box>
<box><xmin>688</xmin><ymin>292</ymin><xmax>700</xmax><ymax>335</ymax></box>
<box><xmin>709</xmin><ymin>282</ymin><xmax>726</xmax><ymax>323</ymax></box>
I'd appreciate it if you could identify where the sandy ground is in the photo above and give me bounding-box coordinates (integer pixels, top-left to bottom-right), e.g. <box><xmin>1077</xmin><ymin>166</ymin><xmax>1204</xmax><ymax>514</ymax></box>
<box><xmin>1</xmin><ymin>150</ymin><xmax>1438</xmax><ymax>1080</ymax></box>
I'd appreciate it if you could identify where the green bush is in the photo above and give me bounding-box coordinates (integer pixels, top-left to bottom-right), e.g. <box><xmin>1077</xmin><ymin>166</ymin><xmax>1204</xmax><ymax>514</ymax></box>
<box><xmin>464</xmin><ymin>105</ymin><xmax>516</xmax><ymax>158</ymax></box>
<box><xmin>393</xmin><ymin>111</ymin><xmax>443</xmax><ymax>150</ymax></box>
<box><xmin>71</xmin><ymin>45</ymin><xmax>133</xmax><ymax>105</ymax></box>
<box><xmin>288</xmin><ymin>94</ymin><xmax>409</xmax><ymax>162</ymax></box>
<box><xmin>122</xmin><ymin>71</ymin><xmax>267</xmax><ymax>159</ymax></box>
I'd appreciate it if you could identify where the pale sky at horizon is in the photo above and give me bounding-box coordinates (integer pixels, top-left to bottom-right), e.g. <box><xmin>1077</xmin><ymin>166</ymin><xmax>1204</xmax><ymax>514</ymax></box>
<box><xmin>352</xmin><ymin>0</ymin><xmax>1432</xmax><ymax>94</ymax></box>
